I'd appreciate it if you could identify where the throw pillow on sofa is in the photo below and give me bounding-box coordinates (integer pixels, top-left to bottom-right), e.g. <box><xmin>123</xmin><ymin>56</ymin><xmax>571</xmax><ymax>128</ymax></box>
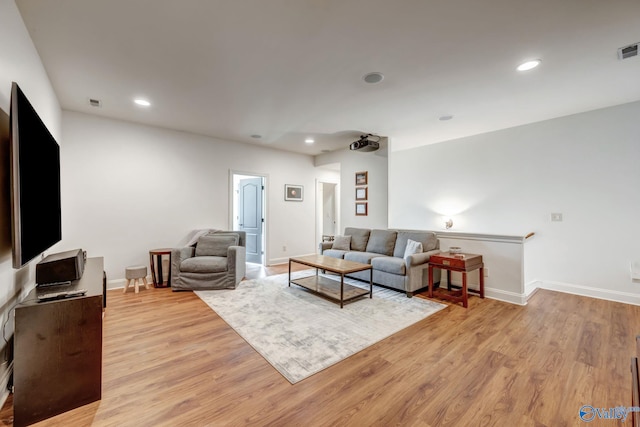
<box><xmin>332</xmin><ymin>235</ymin><xmax>351</xmax><ymax>251</ymax></box>
<box><xmin>403</xmin><ymin>238</ymin><xmax>423</xmax><ymax>258</ymax></box>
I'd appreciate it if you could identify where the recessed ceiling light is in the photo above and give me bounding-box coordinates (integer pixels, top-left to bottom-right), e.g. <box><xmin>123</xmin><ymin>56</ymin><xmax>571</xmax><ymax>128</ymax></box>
<box><xmin>517</xmin><ymin>59</ymin><xmax>541</xmax><ymax>71</ymax></box>
<box><xmin>439</xmin><ymin>115</ymin><xmax>454</xmax><ymax>121</ymax></box>
<box><xmin>134</xmin><ymin>98</ymin><xmax>151</xmax><ymax>107</ymax></box>
<box><xmin>363</xmin><ymin>72</ymin><xmax>384</xmax><ymax>84</ymax></box>
<box><xmin>304</xmin><ymin>138</ymin><xmax>315</xmax><ymax>144</ymax></box>
<box><xmin>250</xmin><ymin>134</ymin><xmax>262</xmax><ymax>139</ymax></box>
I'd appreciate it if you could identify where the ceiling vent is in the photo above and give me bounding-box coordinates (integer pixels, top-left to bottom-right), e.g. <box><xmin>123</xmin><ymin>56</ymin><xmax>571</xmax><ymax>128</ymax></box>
<box><xmin>618</xmin><ymin>43</ymin><xmax>639</xmax><ymax>60</ymax></box>
<box><xmin>88</xmin><ymin>98</ymin><xmax>102</xmax><ymax>107</ymax></box>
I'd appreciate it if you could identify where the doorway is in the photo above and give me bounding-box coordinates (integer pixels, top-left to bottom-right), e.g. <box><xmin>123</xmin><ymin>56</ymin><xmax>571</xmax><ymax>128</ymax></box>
<box><xmin>231</xmin><ymin>172</ymin><xmax>266</xmax><ymax>265</ymax></box>
<box><xmin>315</xmin><ymin>179</ymin><xmax>339</xmax><ymax>249</ymax></box>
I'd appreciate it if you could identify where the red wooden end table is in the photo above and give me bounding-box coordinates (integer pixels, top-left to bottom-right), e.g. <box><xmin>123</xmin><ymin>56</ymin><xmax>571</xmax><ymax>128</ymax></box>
<box><xmin>428</xmin><ymin>252</ymin><xmax>484</xmax><ymax>308</ymax></box>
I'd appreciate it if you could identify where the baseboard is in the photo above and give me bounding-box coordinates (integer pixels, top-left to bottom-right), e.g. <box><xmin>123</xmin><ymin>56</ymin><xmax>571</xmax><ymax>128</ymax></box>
<box><xmin>484</xmin><ymin>287</ymin><xmax>528</xmax><ymax>305</ymax></box>
<box><xmin>525</xmin><ymin>280</ymin><xmax>542</xmax><ymax>301</ymax></box>
<box><xmin>536</xmin><ymin>280</ymin><xmax>640</xmax><ymax>306</ymax></box>
<box><xmin>106</xmin><ymin>275</ymin><xmax>153</xmax><ymax>290</ymax></box>
<box><xmin>268</xmin><ymin>254</ymin><xmax>316</xmax><ymax>266</ymax></box>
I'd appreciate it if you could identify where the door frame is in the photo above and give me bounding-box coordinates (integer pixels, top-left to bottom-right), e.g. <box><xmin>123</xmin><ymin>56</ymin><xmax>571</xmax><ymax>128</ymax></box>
<box><xmin>315</xmin><ymin>178</ymin><xmax>340</xmax><ymax>251</ymax></box>
<box><xmin>229</xmin><ymin>169</ymin><xmax>268</xmax><ymax>265</ymax></box>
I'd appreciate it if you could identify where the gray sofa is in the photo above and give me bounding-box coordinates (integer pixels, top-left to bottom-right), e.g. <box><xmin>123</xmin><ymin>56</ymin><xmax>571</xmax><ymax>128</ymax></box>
<box><xmin>171</xmin><ymin>230</ymin><xmax>246</xmax><ymax>291</ymax></box>
<box><xmin>319</xmin><ymin>227</ymin><xmax>441</xmax><ymax>297</ymax></box>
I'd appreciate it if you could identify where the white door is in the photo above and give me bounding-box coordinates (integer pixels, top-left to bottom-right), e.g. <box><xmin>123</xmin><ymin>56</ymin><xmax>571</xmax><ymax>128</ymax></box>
<box><xmin>238</xmin><ymin>177</ymin><xmax>263</xmax><ymax>264</ymax></box>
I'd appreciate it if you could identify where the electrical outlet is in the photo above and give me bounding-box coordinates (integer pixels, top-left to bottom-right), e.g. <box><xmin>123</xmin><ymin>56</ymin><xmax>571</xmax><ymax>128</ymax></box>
<box><xmin>551</xmin><ymin>213</ymin><xmax>563</xmax><ymax>222</ymax></box>
<box><xmin>282</xmin><ymin>245</ymin><xmax>287</xmax><ymax>252</ymax></box>
<box><xmin>484</xmin><ymin>268</ymin><xmax>489</xmax><ymax>278</ymax></box>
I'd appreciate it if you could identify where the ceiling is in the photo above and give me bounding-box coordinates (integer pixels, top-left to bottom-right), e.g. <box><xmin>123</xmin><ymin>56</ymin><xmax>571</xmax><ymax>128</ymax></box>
<box><xmin>15</xmin><ymin>0</ymin><xmax>640</xmax><ymax>155</ymax></box>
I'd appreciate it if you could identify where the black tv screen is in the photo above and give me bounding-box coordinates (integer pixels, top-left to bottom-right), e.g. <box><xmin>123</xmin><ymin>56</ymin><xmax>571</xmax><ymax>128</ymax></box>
<box><xmin>10</xmin><ymin>82</ymin><xmax>62</xmax><ymax>268</ymax></box>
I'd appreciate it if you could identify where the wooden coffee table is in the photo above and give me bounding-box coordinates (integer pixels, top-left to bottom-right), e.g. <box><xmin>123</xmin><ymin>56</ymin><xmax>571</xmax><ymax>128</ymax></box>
<box><xmin>288</xmin><ymin>255</ymin><xmax>372</xmax><ymax>308</ymax></box>
<box><xmin>428</xmin><ymin>252</ymin><xmax>484</xmax><ymax>308</ymax></box>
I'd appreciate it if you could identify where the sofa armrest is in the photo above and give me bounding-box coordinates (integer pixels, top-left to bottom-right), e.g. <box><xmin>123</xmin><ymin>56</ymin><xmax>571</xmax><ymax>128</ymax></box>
<box><xmin>405</xmin><ymin>249</ymin><xmax>440</xmax><ymax>266</ymax></box>
<box><xmin>226</xmin><ymin>245</ymin><xmax>246</xmax><ymax>282</ymax></box>
<box><xmin>171</xmin><ymin>247</ymin><xmax>195</xmax><ymax>285</ymax></box>
<box><xmin>319</xmin><ymin>242</ymin><xmax>333</xmax><ymax>253</ymax></box>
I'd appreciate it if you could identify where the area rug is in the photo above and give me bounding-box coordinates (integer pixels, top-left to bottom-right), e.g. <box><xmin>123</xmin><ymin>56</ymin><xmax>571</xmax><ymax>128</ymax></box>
<box><xmin>195</xmin><ymin>271</ymin><xmax>446</xmax><ymax>383</ymax></box>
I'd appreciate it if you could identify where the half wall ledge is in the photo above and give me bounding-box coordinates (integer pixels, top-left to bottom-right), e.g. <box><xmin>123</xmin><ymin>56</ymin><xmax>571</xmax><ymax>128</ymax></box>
<box><xmin>432</xmin><ymin>230</ymin><xmax>536</xmax><ymax>305</ymax></box>
<box><xmin>434</xmin><ymin>231</ymin><xmax>535</xmax><ymax>244</ymax></box>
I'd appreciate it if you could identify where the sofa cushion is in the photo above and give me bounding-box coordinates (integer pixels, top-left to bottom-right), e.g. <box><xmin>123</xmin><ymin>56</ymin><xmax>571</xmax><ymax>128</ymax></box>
<box><xmin>393</xmin><ymin>230</ymin><xmax>438</xmax><ymax>258</ymax></box>
<box><xmin>195</xmin><ymin>233</ymin><xmax>239</xmax><ymax>257</ymax></box>
<box><xmin>371</xmin><ymin>256</ymin><xmax>406</xmax><ymax>275</ymax></box>
<box><xmin>343</xmin><ymin>227</ymin><xmax>371</xmax><ymax>252</ymax></box>
<box><xmin>331</xmin><ymin>235</ymin><xmax>351</xmax><ymax>251</ymax></box>
<box><xmin>344</xmin><ymin>251</ymin><xmax>384</xmax><ymax>264</ymax></box>
<box><xmin>323</xmin><ymin>249</ymin><xmax>348</xmax><ymax>259</ymax></box>
<box><xmin>403</xmin><ymin>239</ymin><xmax>423</xmax><ymax>258</ymax></box>
<box><xmin>181</xmin><ymin>256</ymin><xmax>228</xmax><ymax>273</ymax></box>
<box><xmin>365</xmin><ymin>229</ymin><xmax>397</xmax><ymax>256</ymax></box>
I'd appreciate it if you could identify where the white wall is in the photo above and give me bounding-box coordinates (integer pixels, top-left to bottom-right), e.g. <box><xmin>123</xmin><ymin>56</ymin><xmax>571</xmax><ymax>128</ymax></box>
<box><xmin>0</xmin><ymin>0</ymin><xmax>63</xmax><ymax>405</ymax></box>
<box><xmin>389</xmin><ymin>101</ymin><xmax>640</xmax><ymax>302</ymax></box>
<box><xmin>61</xmin><ymin>111</ymin><xmax>339</xmax><ymax>282</ymax></box>
<box><xmin>316</xmin><ymin>140</ymin><xmax>388</xmax><ymax>232</ymax></box>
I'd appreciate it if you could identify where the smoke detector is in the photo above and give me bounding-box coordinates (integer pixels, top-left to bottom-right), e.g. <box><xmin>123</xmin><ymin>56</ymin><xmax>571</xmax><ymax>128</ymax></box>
<box><xmin>618</xmin><ymin>43</ymin><xmax>639</xmax><ymax>60</ymax></box>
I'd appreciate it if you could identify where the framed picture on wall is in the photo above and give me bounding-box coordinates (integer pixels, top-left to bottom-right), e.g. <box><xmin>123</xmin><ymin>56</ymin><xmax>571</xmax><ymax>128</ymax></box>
<box><xmin>355</xmin><ymin>171</ymin><xmax>368</xmax><ymax>186</ymax></box>
<box><xmin>355</xmin><ymin>187</ymin><xmax>368</xmax><ymax>201</ymax></box>
<box><xmin>285</xmin><ymin>184</ymin><xmax>303</xmax><ymax>201</ymax></box>
<box><xmin>355</xmin><ymin>202</ymin><xmax>368</xmax><ymax>216</ymax></box>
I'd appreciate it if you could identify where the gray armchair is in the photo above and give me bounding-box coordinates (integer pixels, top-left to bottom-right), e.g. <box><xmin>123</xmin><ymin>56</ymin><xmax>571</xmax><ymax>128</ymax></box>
<box><xmin>171</xmin><ymin>231</ymin><xmax>246</xmax><ymax>291</ymax></box>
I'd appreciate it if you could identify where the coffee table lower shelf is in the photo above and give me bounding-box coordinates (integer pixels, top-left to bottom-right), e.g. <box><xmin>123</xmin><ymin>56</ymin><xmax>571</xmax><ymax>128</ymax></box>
<box><xmin>290</xmin><ymin>275</ymin><xmax>371</xmax><ymax>306</ymax></box>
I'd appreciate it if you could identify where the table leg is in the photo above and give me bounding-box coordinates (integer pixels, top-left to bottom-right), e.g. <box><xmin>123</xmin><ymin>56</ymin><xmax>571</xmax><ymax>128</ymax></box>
<box><xmin>150</xmin><ymin>253</ymin><xmax>158</xmax><ymax>286</ymax></box>
<box><xmin>462</xmin><ymin>272</ymin><xmax>468</xmax><ymax>308</ymax></box>
<box><xmin>428</xmin><ymin>265</ymin><xmax>434</xmax><ymax>297</ymax></box>
<box><xmin>447</xmin><ymin>270</ymin><xmax>452</xmax><ymax>291</ymax></box>
<box><xmin>479</xmin><ymin>267</ymin><xmax>485</xmax><ymax>298</ymax></box>
<box><xmin>157</xmin><ymin>254</ymin><xmax>163</xmax><ymax>286</ymax></box>
<box><xmin>369</xmin><ymin>268</ymin><xmax>373</xmax><ymax>298</ymax></box>
<box><xmin>288</xmin><ymin>259</ymin><xmax>292</xmax><ymax>287</ymax></box>
<box><xmin>340</xmin><ymin>274</ymin><xmax>344</xmax><ymax>309</ymax></box>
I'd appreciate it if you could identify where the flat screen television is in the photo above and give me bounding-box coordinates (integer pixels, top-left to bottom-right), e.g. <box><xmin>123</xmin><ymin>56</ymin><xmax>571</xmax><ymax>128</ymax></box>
<box><xmin>10</xmin><ymin>82</ymin><xmax>62</xmax><ymax>268</ymax></box>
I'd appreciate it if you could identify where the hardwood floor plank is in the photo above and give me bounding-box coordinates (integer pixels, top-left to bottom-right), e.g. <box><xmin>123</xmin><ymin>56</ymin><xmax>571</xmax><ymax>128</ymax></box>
<box><xmin>1</xmin><ymin>268</ymin><xmax>639</xmax><ymax>426</ymax></box>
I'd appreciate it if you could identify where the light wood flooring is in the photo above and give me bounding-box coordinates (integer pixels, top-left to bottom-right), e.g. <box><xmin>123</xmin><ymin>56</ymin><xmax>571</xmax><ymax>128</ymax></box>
<box><xmin>2</xmin><ymin>263</ymin><xmax>639</xmax><ymax>426</ymax></box>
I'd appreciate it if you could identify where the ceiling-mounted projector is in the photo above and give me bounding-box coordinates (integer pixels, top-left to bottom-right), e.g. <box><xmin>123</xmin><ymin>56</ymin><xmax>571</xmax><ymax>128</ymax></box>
<box><xmin>349</xmin><ymin>134</ymin><xmax>380</xmax><ymax>152</ymax></box>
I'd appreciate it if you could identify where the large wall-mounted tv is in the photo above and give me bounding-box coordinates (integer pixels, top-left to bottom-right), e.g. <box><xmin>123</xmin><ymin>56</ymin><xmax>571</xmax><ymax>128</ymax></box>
<box><xmin>10</xmin><ymin>82</ymin><xmax>62</xmax><ymax>268</ymax></box>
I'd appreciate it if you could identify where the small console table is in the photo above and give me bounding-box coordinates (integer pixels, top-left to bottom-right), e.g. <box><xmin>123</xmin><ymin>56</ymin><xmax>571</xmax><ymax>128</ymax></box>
<box><xmin>428</xmin><ymin>252</ymin><xmax>484</xmax><ymax>308</ymax></box>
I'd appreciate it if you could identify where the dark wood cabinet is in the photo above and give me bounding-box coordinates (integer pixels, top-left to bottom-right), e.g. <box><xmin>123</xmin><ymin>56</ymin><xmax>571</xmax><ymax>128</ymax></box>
<box><xmin>13</xmin><ymin>257</ymin><xmax>104</xmax><ymax>427</ymax></box>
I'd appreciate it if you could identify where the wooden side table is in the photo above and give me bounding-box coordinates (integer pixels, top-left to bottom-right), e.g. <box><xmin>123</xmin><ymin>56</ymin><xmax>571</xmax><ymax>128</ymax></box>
<box><xmin>428</xmin><ymin>252</ymin><xmax>484</xmax><ymax>308</ymax></box>
<box><xmin>149</xmin><ymin>248</ymin><xmax>172</xmax><ymax>288</ymax></box>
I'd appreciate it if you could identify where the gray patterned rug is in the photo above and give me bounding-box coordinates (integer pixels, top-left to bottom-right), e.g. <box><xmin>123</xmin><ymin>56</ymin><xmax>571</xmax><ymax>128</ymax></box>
<box><xmin>195</xmin><ymin>270</ymin><xmax>446</xmax><ymax>383</ymax></box>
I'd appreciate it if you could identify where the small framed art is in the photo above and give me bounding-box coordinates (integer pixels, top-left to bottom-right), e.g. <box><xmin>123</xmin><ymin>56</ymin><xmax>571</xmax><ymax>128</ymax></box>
<box><xmin>285</xmin><ymin>184</ymin><xmax>303</xmax><ymax>201</ymax></box>
<box><xmin>355</xmin><ymin>202</ymin><xmax>368</xmax><ymax>216</ymax></box>
<box><xmin>355</xmin><ymin>171</ymin><xmax>368</xmax><ymax>186</ymax></box>
<box><xmin>355</xmin><ymin>187</ymin><xmax>368</xmax><ymax>201</ymax></box>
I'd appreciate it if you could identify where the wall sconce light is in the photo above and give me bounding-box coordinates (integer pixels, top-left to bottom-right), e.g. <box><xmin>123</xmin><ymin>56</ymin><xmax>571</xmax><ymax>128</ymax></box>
<box><xmin>444</xmin><ymin>218</ymin><xmax>453</xmax><ymax>229</ymax></box>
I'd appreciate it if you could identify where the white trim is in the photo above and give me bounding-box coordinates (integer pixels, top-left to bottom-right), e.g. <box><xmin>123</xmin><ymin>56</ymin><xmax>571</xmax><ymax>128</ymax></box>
<box><xmin>268</xmin><ymin>253</ymin><xmax>316</xmax><ymax>266</ymax></box>
<box><xmin>525</xmin><ymin>280</ymin><xmax>542</xmax><ymax>300</ymax></box>
<box><xmin>434</xmin><ymin>230</ymin><xmax>534</xmax><ymax>244</ymax></box>
<box><xmin>536</xmin><ymin>280</ymin><xmax>640</xmax><ymax>306</ymax></box>
<box><xmin>484</xmin><ymin>287</ymin><xmax>528</xmax><ymax>305</ymax></box>
<box><xmin>106</xmin><ymin>276</ymin><xmax>153</xmax><ymax>290</ymax></box>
